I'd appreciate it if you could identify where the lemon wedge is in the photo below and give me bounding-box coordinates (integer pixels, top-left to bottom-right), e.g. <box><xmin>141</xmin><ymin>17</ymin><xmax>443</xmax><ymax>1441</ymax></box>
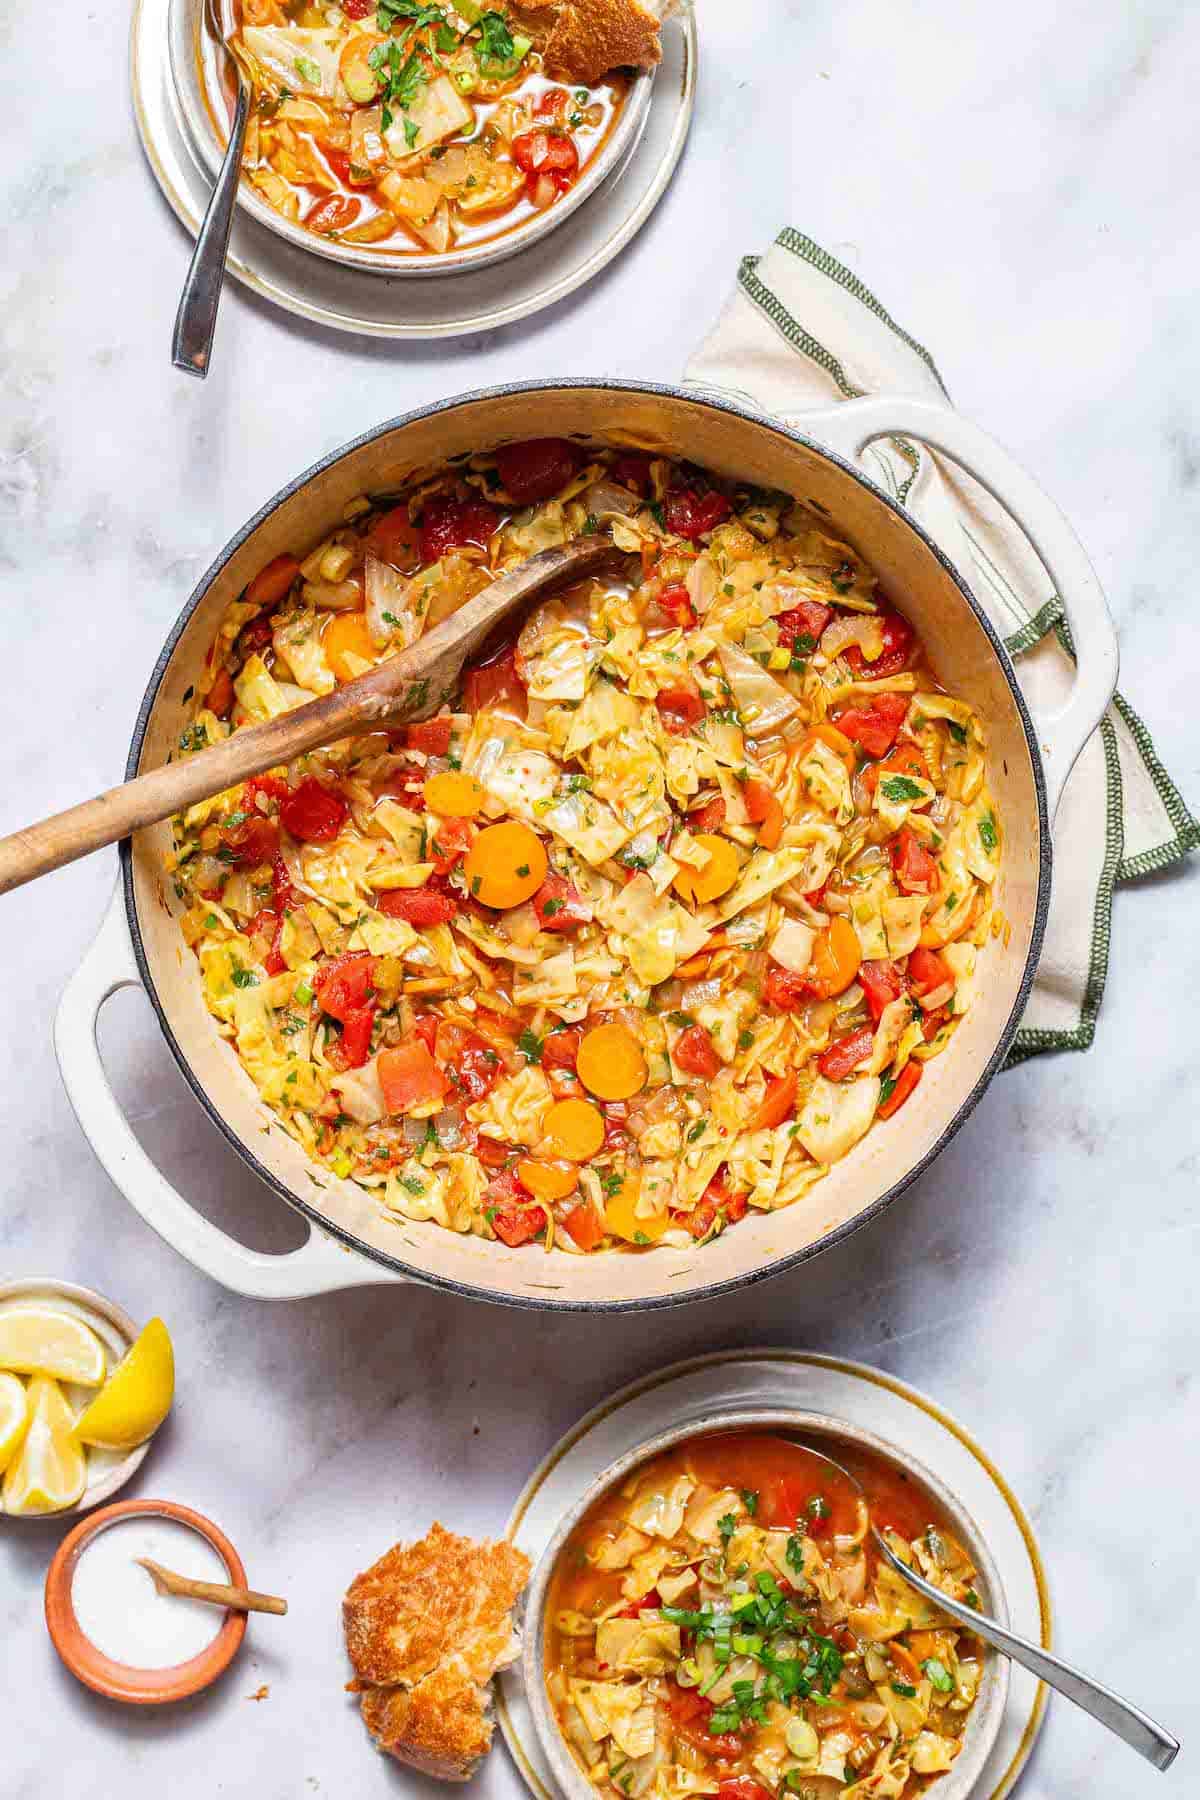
<box><xmin>2</xmin><ymin>1376</ymin><xmax>87</xmax><ymax>1514</ymax></box>
<box><xmin>0</xmin><ymin>1372</ymin><xmax>30</xmax><ymax>1474</ymax></box>
<box><xmin>0</xmin><ymin>1307</ymin><xmax>106</xmax><ymax>1385</ymax></box>
<box><xmin>72</xmin><ymin>1318</ymin><xmax>175</xmax><ymax>1451</ymax></box>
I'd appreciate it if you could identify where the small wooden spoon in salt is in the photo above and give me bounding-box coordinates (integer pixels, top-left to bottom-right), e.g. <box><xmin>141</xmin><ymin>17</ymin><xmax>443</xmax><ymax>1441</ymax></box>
<box><xmin>137</xmin><ymin>1556</ymin><xmax>287</xmax><ymax>1617</ymax></box>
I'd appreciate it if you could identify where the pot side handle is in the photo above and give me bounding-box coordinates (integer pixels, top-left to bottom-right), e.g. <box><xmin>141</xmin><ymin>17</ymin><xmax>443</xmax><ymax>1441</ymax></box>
<box><xmin>54</xmin><ymin>889</ymin><xmax>404</xmax><ymax>1300</ymax></box>
<box><xmin>792</xmin><ymin>395</ymin><xmax>1119</xmax><ymax>820</ymax></box>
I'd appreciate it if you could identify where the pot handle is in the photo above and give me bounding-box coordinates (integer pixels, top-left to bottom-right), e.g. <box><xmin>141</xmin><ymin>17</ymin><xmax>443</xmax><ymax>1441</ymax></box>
<box><xmin>54</xmin><ymin>889</ymin><xmax>405</xmax><ymax>1300</ymax></box>
<box><xmin>792</xmin><ymin>395</ymin><xmax>1119</xmax><ymax>819</ymax></box>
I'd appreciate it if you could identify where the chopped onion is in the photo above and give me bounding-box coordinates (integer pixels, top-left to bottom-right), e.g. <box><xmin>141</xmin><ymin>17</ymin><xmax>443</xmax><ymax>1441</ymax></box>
<box><xmin>820</xmin><ymin>614</ymin><xmax>884</xmax><ymax>663</ymax></box>
<box><xmin>531</xmin><ymin>172</ymin><xmax>557</xmax><ymax>210</ymax></box>
<box><xmin>680</xmin><ymin>978</ymin><xmax>721</xmax><ymax>1010</ymax></box>
<box><xmin>581</xmin><ymin>479</ymin><xmax>641</xmax><ymax>520</ymax></box>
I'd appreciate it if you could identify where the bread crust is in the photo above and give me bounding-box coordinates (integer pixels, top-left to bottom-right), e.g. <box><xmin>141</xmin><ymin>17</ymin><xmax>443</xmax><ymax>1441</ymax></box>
<box><xmin>344</xmin><ymin>1523</ymin><xmax>531</xmax><ymax>1781</ymax></box>
<box><xmin>517</xmin><ymin>0</ymin><xmax>664</xmax><ymax>86</ymax></box>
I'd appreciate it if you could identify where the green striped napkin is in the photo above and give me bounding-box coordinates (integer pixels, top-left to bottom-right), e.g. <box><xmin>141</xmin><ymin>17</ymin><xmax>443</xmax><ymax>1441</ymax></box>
<box><xmin>686</xmin><ymin>229</ymin><xmax>1199</xmax><ymax>1059</ymax></box>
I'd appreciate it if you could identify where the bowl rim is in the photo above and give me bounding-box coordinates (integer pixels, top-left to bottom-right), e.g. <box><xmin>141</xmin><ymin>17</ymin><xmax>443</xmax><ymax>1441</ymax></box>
<box><xmin>43</xmin><ymin>1496</ymin><xmax>248</xmax><ymax>1703</ymax></box>
<box><xmin>0</xmin><ymin>1277</ymin><xmax>153</xmax><ymax>1518</ymax></box>
<box><xmin>165</xmin><ymin>0</ymin><xmax>657</xmax><ymax>279</ymax></box>
<box><xmin>520</xmin><ymin>1406</ymin><xmax>1012</xmax><ymax>1800</ymax></box>
<box><xmin>119</xmin><ymin>376</ymin><xmax>1052</xmax><ymax>1312</ymax></box>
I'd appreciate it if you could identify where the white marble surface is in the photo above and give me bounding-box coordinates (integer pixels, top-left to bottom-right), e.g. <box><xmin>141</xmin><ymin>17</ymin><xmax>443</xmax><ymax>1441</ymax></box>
<box><xmin>2</xmin><ymin>0</ymin><xmax>1198</xmax><ymax>1793</ymax></box>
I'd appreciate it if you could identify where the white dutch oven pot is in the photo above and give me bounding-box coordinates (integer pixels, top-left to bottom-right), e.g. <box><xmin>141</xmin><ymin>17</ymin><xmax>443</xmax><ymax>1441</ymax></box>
<box><xmin>55</xmin><ymin>382</ymin><xmax>1117</xmax><ymax>1307</ymax></box>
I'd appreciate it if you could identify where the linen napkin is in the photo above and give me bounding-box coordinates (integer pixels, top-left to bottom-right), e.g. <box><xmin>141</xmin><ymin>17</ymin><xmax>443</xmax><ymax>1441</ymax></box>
<box><xmin>684</xmin><ymin>228</ymin><xmax>1199</xmax><ymax>1061</ymax></box>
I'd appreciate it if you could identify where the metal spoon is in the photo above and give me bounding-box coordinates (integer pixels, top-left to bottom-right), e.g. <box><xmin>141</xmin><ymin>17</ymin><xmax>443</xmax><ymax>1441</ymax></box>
<box><xmin>791</xmin><ymin>1441</ymin><xmax>1180</xmax><ymax>1771</ymax></box>
<box><xmin>171</xmin><ymin>0</ymin><xmax>249</xmax><ymax>378</ymax></box>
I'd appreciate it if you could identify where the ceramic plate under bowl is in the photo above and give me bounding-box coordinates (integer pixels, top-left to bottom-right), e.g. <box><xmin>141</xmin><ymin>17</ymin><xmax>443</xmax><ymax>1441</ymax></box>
<box><xmin>132</xmin><ymin>0</ymin><xmax>696</xmax><ymax>338</ymax></box>
<box><xmin>169</xmin><ymin>0</ymin><xmax>655</xmax><ymax>278</ymax></box>
<box><xmin>498</xmin><ymin>1351</ymin><xmax>1051</xmax><ymax>1800</ymax></box>
<box><xmin>0</xmin><ymin>1278</ymin><xmax>154</xmax><ymax>1519</ymax></box>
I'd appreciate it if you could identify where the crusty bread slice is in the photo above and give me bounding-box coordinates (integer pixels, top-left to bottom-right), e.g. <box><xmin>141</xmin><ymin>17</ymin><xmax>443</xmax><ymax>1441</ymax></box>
<box><xmin>516</xmin><ymin>0</ymin><xmax>666</xmax><ymax>86</ymax></box>
<box><xmin>344</xmin><ymin>1523</ymin><xmax>531</xmax><ymax>1781</ymax></box>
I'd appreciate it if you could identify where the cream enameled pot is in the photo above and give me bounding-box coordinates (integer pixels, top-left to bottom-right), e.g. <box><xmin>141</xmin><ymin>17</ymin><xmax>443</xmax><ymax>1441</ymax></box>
<box><xmin>55</xmin><ymin>381</ymin><xmax>1117</xmax><ymax>1307</ymax></box>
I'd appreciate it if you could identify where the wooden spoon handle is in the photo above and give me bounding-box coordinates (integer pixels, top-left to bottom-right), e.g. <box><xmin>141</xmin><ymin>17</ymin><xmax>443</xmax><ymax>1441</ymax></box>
<box><xmin>0</xmin><ymin>539</ymin><xmax>611</xmax><ymax>896</ymax></box>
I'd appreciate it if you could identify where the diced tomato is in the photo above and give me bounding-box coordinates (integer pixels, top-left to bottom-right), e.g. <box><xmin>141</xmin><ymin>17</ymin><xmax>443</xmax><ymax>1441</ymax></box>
<box><xmin>664</xmin><ymin>487</ymin><xmax>732</xmax><ymax>541</ymax></box>
<box><xmin>765</xmin><ymin>965</ymin><xmax>810</xmax><ymax>1012</ymax></box>
<box><xmin>378</xmin><ymin>1041</ymin><xmax>447</xmax><ymax>1115</ymax></box>
<box><xmin>366</xmin><ymin>504</ymin><xmax>423</xmax><ymax>571</ymax></box>
<box><xmin>306</xmin><ymin>193</ymin><xmax>362</xmax><ymax>235</ymax></box>
<box><xmin>776</xmin><ymin>598</ymin><xmax>833</xmax><ymax>652</ymax></box>
<box><xmin>314</xmin><ymin>952</ymin><xmax>376</xmax><ymax>1023</ymax></box>
<box><xmin>859</xmin><ymin>959</ymin><xmax>907</xmax><ymax>1023</ymax></box>
<box><xmin>207</xmin><ymin>667</ymin><xmax>234</xmax><ymax>718</ymax></box>
<box><xmin>237</xmin><ymin>614</ymin><xmax>275</xmax><ymax>658</ymax></box>
<box><xmin>473</xmin><ymin>1135</ymin><xmax>514</xmax><ymax>1170</ymax></box>
<box><xmin>413</xmin><ymin>1014</ymin><xmax>439</xmax><ymax>1054</ymax></box>
<box><xmin>328</xmin><ymin>1003</ymin><xmax>375</xmax><ymax>1071</ymax></box>
<box><xmin>435</xmin><ymin>1020</ymin><xmax>503</xmax><ymax>1103</ymax></box>
<box><xmin>511</xmin><ymin>129</ymin><xmax>579</xmax><ymax>193</ymax></box>
<box><xmin>844</xmin><ymin>608</ymin><xmax>915</xmax><ymax>679</ymax></box>
<box><xmin>420</xmin><ymin>495</ymin><xmax>499</xmax><ymax>563</ymax></box>
<box><xmin>542</xmin><ymin>1027</ymin><xmax>582</xmax><ymax>1069</ymax></box>
<box><xmin>463</xmin><ymin>645</ymin><xmax>526</xmax><ymax>718</ymax></box>
<box><xmin>743</xmin><ymin>779</ymin><xmax>783</xmax><ymax>850</ymax></box>
<box><xmin>220</xmin><ymin>812</ymin><xmax>279</xmax><ymax>868</ymax></box>
<box><xmin>878</xmin><ymin>1060</ymin><xmax>923</xmax><ymax>1119</ymax></box>
<box><xmin>655</xmin><ymin>684</ymin><xmax>705</xmax><ymax>734</ymax></box>
<box><xmin>563</xmin><ymin>1201</ymin><xmax>605</xmax><ymax>1252</ymax></box>
<box><xmin>673</xmin><ymin>1025</ymin><xmax>720</xmax><ymax>1079</ymax></box>
<box><xmin>429</xmin><ymin>815</ymin><xmax>474</xmax><ymax>876</ymax></box>
<box><xmin>818</xmin><ymin>1025</ymin><xmax>876</xmax><ymax>1082</ymax></box>
<box><xmin>533</xmin><ymin>874</ymin><xmax>590</xmax><ymax>932</ymax></box>
<box><xmin>683</xmin><ymin>1171</ymin><xmax>749</xmax><ymax>1239</ymax></box>
<box><xmin>892</xmin><ymin>827</ymin><xmax>940</xmax><ymax>895</ymax></box>
<box><xmin>377</xmin><ymin>886</ymin><xmax>459</xmax><ymax>926</ymax></box>
<box><xmin>922</xmin><ymin>1006</ymin><xmax>947</xmax><ymax>1042</ymax></box>
<box><xmin>834</xmin><ymin>691</ymin><xmax>910</xmax><ymax>759</ymax></box>
<box><xmin>908</xmin><ymin>946</ymin><xmax>952</xmax><ymax>995</ymax></box>
<box><xmin>610</xmin><ymin>453</ymin><xmax>652</xmax><ymax>496</ymax></box>
<box><xmin>617</xmin><ymin>1586</ymin><xmax>662</xmax><ymax>1619</ymax></box>
<box><xmin>493</xmin><ymin>437</ymin><xmax>582</xmax><ymax>503</ymax></box>
<box><xmin>320</xmin><ymin>147</ymin><xmax>374</xmax><ymax>188</ymax></box>
<box><xmin>245</xmin><ymin>554</ymin><xmax>300</xmax><ymax>610</ymax></box>
<box><xmin>534</xmin><ymin>86</ymin><xmax>571</xmax><ymax>120</ymax></box>
<box><xmin>862</xmin><ymin>739</ymin><xmax>930</xmax><ymax>797</ymax></box>
<box><xmin>244</xmin><ymin>773</ymin><xmax>289</xmax><ymax>810</ymax></box>
<box><xmin>279</xmin><ymin>776</ymin><xmax>348</xmax><ymax>845</ymax></box>
<box><xmin>688</xmin><ymin>796</ymin><xmax>726</xmax><ymax>832</ymax></box>
<box><xmin>602</xmin><ymin>1108</ymin><xmax>629</xmax><ymax>1153</ymax></box>
<box><xmin>715</xmin><ymin>1781</ymin><xmax>774</xmax><ymax>1800</ymax></box>
<box><xmin>657</xmin><ymin>582</ymin><xmax>696</xmax><ymax>629</ymax></box>
<box><xmin>404</xmin><ymin>716</ymin><xmax>453</xmax><ymax>755</ymax></box>
<box><xmin>488</xmin><ymin>1177</ymin><xmax>548</xmax><ymax>1246</ymax></box>
<box><xmin>341</xmin><ymin>0</ymin><xmax>375</xmax><ymax>17</ymax></box>
<box><xmin>750</xmin><ymin>1071</ymin><xmax>797</xmax><ymax>1130</ymax></box>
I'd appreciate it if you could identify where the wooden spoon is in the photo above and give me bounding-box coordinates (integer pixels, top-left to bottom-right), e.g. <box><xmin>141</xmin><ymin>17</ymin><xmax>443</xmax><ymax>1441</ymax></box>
<box><xmin>0</xmin><ymin>538</ymin><xmax>613</xmax><ymax>896</ymax></box>
<box><xmin>137</xmin><ymin>1556</ymin><xmax>287</xmax><ymax>1617</ymax></box>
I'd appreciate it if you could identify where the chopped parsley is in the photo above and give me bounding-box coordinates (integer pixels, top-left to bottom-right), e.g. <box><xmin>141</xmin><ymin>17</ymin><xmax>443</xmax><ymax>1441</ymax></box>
<box><xmin>231</xmin><ymin>966</ymin><xmax>259</xmax><ymax>989</ymax></box>
<box><xmin>740</xmin><ymin>1488</ymin><xmax>759</xmax><ymax>1516</ymax></box>
<box><xmin>947</xmin><ymin>719</ymin><xmax>968</xmax><ymax>744</ymax></box>
<box><xmin>978</xmin><ymin>811</ymin><xmax>999</xmax><ymax>852</ymax></box>
<box><xmin>923</xmin><ymin>1657</ymin><xmax>955</xmax><ymax>1693</ymax></box>
<box><xmin>880</xmin><ymin>774</ymin><xmax>924</xmax><ymax>803</ymax></box>
<box><xmin>517</xmin><ymin>1027</ymin><xmax>544</xmax><ymax>1063</ymax></box>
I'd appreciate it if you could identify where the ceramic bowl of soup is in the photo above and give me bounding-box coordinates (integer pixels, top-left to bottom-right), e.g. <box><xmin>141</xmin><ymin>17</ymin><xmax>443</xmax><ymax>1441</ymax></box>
<box><xmin>524</xmin><ymin>1410</ymin><xmax>1010</xmax><ymax>1800</ymax></box>
<box><xmin>167</xmin><ymin>0</ymin><xmax>655</xmax><ymax>275</ymax></box>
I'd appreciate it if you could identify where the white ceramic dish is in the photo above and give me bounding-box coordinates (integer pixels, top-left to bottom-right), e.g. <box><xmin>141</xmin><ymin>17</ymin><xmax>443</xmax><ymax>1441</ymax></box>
<box><xmin>522</xmin><ymin>1407</ymin><xmax>1011</xmax><ymax>1800</ymax></box>
<box><xmin>168</xmin><ymin>0</ymin><xmax>655</xmax><ymax>278</ymax></box>
<box><xmin>498</xmin><ymin>1352</ymin><xmax>1051</xmax><ymax>1800</ymax></box>
<box><xmin>55</xmin><ymin>383</ymin><xmax>1115</xmax><ymax>1304</ymax></box>
<box><xmin>132</xmin><ymin>0</ymin><xmax>697</xmax><ymax>337</ymax></box>
<box><xmin>0</xmin><ymin>1278</ymin><xmax>152</xmax><ymax>1518</ymax></box>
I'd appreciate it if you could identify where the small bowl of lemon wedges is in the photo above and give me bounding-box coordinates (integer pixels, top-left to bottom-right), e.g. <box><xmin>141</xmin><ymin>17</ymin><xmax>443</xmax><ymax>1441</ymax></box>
<box><xmin>0</xmin><ymin>1280</ymin><xmax>174</xmax><ymax>1518</ymax></box>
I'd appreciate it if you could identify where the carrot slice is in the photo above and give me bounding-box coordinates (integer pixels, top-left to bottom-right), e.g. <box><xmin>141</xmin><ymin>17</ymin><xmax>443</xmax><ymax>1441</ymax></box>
<box><xmin>423</xmin><ymin>771</ymin><xmax>485</xmax><ymax>818</ymax></box>
<box><xmin>322</xmin><ymin>610</ymin><xmax>375</xmax><ymax>683</ymax></box>
<box><xmin>563</xmin><ymin>1201</ymin><xmax>605</xmax><ymax>1252</ymax></box>
<box><xmin>605</xmin><ymin>1177</ymin><xmax>669</xmax><ymax>1244</ymax></box>
<box><xmin>515</xmin><ymin>1157</ymin><xmax>579</xmax><ymax>1202</ymax></box>
<box><xmin>463</xmin><ymin>821</ymin><xmax>547</xmax><ymax>908</ymax></box>
<box><xmin>805</xmin><ymin>915</ymin><xmax>862</xmax><ymax>999</ymax></box>
<box><xmin>576</xmin><ymin>1022</ymin><xmax>647</xmax><ymax>1101</ymax></box>
<box><xmin>540</xmin><ymin>1098</ymin><xmax>605</xmax><ymax>1162</ymax></box>
<box><xmin>673</xmin><ymin>834</ymin><xmax>740</xmax><ymax>905</ymax></box>
<box><xmin>878</xmin><ymin>1060</ymin><xmax>922</xmax><ymax>1119</ymax></box>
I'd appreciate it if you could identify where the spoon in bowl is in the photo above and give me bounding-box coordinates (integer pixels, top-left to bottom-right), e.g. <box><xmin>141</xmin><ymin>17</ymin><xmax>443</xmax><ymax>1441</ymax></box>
<box><xmin>790</xmin><ymin>1440</ymin><xmax>1179</xmax><ymax>1771</ymax></box>
<box><xmin>171</xmin><ymin>0</ymin><xmax>250</xmax><ymax>377</ymax></box>
<box><xmin>0</xmin><ymin>537</ymin><xmax>615</xmax><ymax>895</ymax></box>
